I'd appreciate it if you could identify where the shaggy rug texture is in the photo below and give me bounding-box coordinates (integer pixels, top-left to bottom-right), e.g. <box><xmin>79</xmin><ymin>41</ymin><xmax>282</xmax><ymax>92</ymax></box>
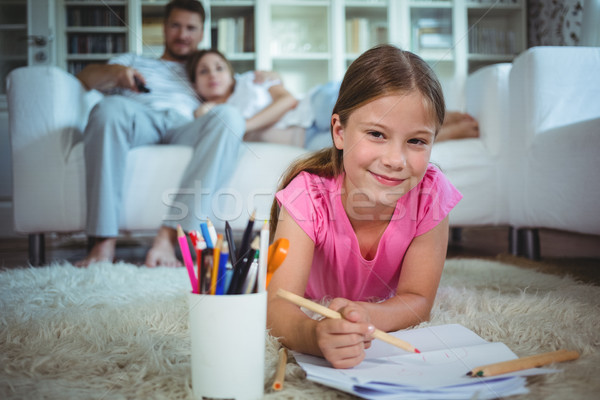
<box><xmin>1</xmin><ymin>258</ymin><xmax>598</xmax><ymax>399</ymax></box>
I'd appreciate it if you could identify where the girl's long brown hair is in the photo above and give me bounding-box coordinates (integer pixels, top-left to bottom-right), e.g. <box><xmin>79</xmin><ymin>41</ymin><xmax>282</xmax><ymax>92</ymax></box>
<box><xmin>269</xmin><ymin>44</ymin><xmax>446</xmax><ymax>239</ymax></box>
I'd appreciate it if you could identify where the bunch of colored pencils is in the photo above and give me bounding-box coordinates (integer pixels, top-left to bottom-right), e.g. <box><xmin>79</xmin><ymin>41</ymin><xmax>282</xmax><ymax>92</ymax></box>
<box><xmin>178</xmin><ymin>211</ymin><xmax>270</xmax><ymax>295</ymax></box>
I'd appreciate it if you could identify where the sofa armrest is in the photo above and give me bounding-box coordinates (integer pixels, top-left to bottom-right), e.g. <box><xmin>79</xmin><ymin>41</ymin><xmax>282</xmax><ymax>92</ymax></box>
<box><xmin>509</xmin><ymin>46</ymin><xmax>600</xmax><ymax>147</ymax></box>
<box><xmin>7</xmin><ymin>66</ymin><xmax>101</xmax><ymax>234</ymax></box>
<box><xmin>7</xmin><ymin>66</ymin><xmax>101</xmax><ymax>155</ymax></box>
<box><xmin>464</xmin><ymin>63</ymin><xmax>511</xmax><ymax>157</ymax></box>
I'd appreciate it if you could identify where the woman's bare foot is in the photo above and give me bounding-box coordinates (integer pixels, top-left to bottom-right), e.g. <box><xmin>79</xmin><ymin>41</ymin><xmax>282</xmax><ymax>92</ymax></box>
<box><xmin>437</xmin><ymin>112</ymin><xmax>479</xmax><ymax>142</ymax></box>
<box><xmin>75</xmin><ymin>237</ymin><xmax>117</xmax><ymax>267</ymax></box>
<box><xmin>145</xmin><ymin>226</ymin><xmax>182</xmax><ymax>268</ymax></box>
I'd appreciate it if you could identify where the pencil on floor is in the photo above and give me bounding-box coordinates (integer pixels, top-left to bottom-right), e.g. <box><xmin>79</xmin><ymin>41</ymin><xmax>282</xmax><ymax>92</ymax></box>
<box><xmin>466</xmin><ymin>349</ymin><xmax>580</xmax><ymax>377</ymax></box>
<box><xmin>272</xmin><ymin>347</ymin><xmax>288</xmax><ymax>391</ymax></box>
<box><xmin>276</xmin><ymin>288</ymin><xmax>420</xmax><ymax>354</ymax></box>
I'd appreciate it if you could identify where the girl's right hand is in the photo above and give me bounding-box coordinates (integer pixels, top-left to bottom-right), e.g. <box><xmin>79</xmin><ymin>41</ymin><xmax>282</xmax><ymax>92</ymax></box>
<box><xmin>315</xmin><ymin>298</ymin><xmax>375</xmax><ymax>369</ymax></box>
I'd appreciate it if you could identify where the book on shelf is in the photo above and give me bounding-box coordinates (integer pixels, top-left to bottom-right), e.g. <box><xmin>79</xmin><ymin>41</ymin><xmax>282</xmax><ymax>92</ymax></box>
<box><xmin>468</xmin><ymin>25</ymin><xmax>516</xmax><ymax>55</ymax></box>
<box><xmin>66</xmin><ymin>6</ymin><xmax>125</xmax><ymax>27</ymax></box>
<box><xmin>142</xmin><ymin>17</ymin><xmax>163</xmax><ymax>47</ymax></box>
<box><xmin>68</xmin><ymin>33</ymin><xmax>126</xmax><ymax>54</ymax></box>
<box><xmin>412</xmin><ymin>17</ymin><xmax>452</xmax><ymax>56</ymax></box>
<box><xmin>212</xmin><ymin>15</ymin><xmax>254</xmax><ymax>54</ymax></box>
<box><xmin>345</xmin><ymin>18</ymin><xmax>387</xmax><ymax>54</ymax></box>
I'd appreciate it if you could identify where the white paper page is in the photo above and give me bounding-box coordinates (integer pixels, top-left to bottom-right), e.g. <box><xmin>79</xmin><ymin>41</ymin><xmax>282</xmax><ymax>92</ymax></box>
<box><xmin>365</xmin><ymin>323</ymin><xmax>488</xmax><ymax>359</ymax></box>
<box><xmin>350</xmin><ymin>377</ymin><xmax>530</xmax><ymax>400</ymax></box>
<box><xmin>357</xmin><ymin>342</ymin><xmax>513</xmax><ymax>386</ymax></box>
<box><xmin>294</xmin><ymin>324</ymin><xmax>558</xmax><ymax>396</ymax></box>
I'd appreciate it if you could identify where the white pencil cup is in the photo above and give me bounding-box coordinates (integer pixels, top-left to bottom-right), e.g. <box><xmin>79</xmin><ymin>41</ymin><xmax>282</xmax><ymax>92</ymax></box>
<box><xmin>188</xmin><ymin>291</ymin><xmax>267</xmax><ymax>400</ymax></box>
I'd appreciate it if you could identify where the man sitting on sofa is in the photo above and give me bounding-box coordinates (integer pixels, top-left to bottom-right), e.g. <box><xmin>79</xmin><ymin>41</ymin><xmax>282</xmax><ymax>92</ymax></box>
<box><xmin>76</xmin><ymin>0</ymin><xmax>246</xmax><ymax>267</ymax></box>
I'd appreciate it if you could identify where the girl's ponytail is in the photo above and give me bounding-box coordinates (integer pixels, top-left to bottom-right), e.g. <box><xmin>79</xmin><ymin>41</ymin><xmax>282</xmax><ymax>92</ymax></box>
<box><xmin>269</xmin><ymin>146</ymin><xmax>342</xmax><ymax>239</ymax></box>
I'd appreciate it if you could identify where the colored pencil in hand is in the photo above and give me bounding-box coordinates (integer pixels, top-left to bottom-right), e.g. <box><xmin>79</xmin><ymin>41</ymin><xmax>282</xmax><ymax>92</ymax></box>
<box><xmin>276</xmin><ymin>288</ymin><xmax>420</xmax><ymax>354</ymax></box>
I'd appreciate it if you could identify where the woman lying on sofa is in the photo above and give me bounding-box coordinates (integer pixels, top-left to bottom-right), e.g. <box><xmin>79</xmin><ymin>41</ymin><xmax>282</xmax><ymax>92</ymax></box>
<box><xmin>186</xmin><ymin>48</ymin><xmax>479</xmax><ymax>150</ymax></box>
<box><xmin>186</xmin><ymin>49</ymin><xmax>306</xmax><ymax>147</ymax></box>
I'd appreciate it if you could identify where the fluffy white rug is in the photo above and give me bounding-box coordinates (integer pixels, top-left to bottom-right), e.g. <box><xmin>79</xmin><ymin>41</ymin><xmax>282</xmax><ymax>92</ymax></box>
<box><xmin>1</xmin><ymin>259</ymin><xmax>598</xmax><ymax>399</ymax></box>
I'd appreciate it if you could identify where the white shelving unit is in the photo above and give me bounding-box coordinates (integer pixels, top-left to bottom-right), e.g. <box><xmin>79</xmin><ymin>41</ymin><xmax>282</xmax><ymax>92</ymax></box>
<box><xmin>57</xmin><ymin>0</ymin><xmax>131</xmax><ymax>75</ymax></box>
<box><xmin>0</xmin><ymin>1</ymin><xmax>28</xmax><ymax>101</ymax></box>
<box><xmin>54</xmin><ymin>0</ymin><xmax>527</xmax><ymax>107</ymax></box>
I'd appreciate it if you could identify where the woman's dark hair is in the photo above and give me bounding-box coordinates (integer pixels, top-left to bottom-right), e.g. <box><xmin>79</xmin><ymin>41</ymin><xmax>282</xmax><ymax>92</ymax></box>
<box><xmin>185</xmin><ymin>48</ymin><xmax>234</xmax><ymax>84</ymax></box>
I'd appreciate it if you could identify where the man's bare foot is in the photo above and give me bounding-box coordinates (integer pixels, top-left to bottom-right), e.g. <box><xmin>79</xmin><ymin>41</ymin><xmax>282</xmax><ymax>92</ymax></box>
<box><xmin>75</xmin><ymin>237</ymin><xmax>117</xmax><ymax>267</ymax></box>
<box><xmin>145</xmin><ymin>226</ymin><xmax>182</xmax><ymax>268</ymax></box>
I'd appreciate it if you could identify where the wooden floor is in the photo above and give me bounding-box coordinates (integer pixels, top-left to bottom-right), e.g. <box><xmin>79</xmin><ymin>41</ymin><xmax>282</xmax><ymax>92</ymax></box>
<box><xmin>1</xmin><ymin>226</ymin><xmax>599</xmax><ymax>284</ymax></box>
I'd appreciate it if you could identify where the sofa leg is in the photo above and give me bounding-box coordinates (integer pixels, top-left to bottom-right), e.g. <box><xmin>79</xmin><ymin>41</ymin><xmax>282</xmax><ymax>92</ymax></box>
<box><xmin>509</xmin><ymin>227</ymin><xmax>519</xmax><ymax>256</ymax></box>
<box><xmin>28</xmin><ymin>233</ymin><xmax>46</xmax><ymax>266</ymax></box>
<box><xmin>508</xmin><ymin>227</ymin><xmax>541</xmax><ymax>260</ymax></box>
<box><xmin>450</xmin><ymin>227</ymin><xmax>462</xmax><ymax>243</ymax></box>
<box><xmin>523</xmin><ymin>228</ymin><xmax>541</xmax><ymax>261</ymax></box>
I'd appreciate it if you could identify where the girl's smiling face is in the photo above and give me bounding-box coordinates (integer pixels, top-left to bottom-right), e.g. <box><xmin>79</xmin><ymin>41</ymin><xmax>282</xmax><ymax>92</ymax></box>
<box><xmin>193</xmin><ymin>52</ymin><xmax>234</xmax><ymax>103</ymax></box>
<box><xmin>332</xmin><ymin>91</ymin><xmax>436</xmax><ymax>215</ymax></box>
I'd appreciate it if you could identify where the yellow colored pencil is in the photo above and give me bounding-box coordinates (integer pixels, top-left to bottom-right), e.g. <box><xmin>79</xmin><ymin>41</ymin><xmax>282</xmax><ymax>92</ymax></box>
<box><xmin>276</xmin><ymin>288</ymin><xmax>420</xmax><ymax>354</ymax></box>
<box><xmin>210</xmin><ymin>234</ymin><xmax>223</xmax><ymax>295</ymax></box>
<box><xmin>467</xmin><ymin>349</ymin><xmax>580</xmax><ymax>377</ymax></box>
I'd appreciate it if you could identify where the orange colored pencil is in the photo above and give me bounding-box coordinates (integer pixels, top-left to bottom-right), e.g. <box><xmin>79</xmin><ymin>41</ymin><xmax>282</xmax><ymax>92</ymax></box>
<box><xmin>210</xmin><ymin>234</ymin><xmax>223</xmax><ymax>295</ymax></box>
<box><xmin>272</xmin><ymin>347</ymin><xmax>288</xmax><ymax>391</ymax></box>
<box><xmin>467</xmin><ymin>349</ymin><xmax>579</xmax><ymax>377</ymax></box>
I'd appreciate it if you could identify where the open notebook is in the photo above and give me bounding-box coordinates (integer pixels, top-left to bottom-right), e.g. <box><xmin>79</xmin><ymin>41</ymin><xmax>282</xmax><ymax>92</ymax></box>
<box><xmin>293</xmin><ymin>324</ymin><xmax>557</xmax><ymax>399</ymax></box>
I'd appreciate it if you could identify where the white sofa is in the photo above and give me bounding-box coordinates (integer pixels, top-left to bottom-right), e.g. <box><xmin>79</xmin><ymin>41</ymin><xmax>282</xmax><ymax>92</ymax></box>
<box><xmin>7</xmin><ymin>66</ymin><xmax>308</xmax><ymax>264</ymax></box>
<box><xmin>432</xmin><ymin>46</ymin><xmax>600</xmax><ymax>258</ymax></box>
<box><xmin>8</xmin><ymin>46</ymin><xmax>600</xmax><ymax>264</ymax></box>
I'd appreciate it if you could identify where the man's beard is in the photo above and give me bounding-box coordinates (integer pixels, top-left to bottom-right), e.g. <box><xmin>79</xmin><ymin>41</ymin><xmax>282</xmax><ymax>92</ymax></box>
<box><xmin>164</xmin><ymin>44</ymin><xmax>192</xmax><ymax>61</ymax></box>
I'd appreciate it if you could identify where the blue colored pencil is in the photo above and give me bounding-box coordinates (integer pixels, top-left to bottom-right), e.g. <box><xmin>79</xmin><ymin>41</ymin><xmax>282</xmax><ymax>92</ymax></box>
<box><xmin>216</xmin><ymin>241</ymin><xmax>229</xmax><ymax>295</ymax></box>
<box><xmin>199</xmin><ymin>221</ymin><xmax>214</xmax><ymax>249</ymax></box>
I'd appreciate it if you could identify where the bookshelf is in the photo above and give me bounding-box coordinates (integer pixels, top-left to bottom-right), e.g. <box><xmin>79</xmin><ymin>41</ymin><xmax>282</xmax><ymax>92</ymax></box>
<box><xmin>53</xmin><ymin>0</ymin><xmax>527</xmax><ymax>107</ymax></box>
<box><xmin>139</xmin><ymin>1</ymin><xmax>165</xmax><ymax>58</ymax></box>
<box><xmin>210</xmin><ymin>1</ymin><xmax>255</xmax><ymax>72</ymax></box>
<box><xmin>466</xmin><ymin>0</ymin><xmax>525</xmax><ymax>73</ymax></box>
<box><xmin>344</xmin><ymin>3</ymin><xmax>388</xmax><ymax>59</ymax></box>
<box><xmin>0</xmin><ymin>0</ymin><xmax>28</xmax><ymax>97</ymax></box>
<box><xmin>58</xmin><ymin>0</ymin><xmax>130</xmax><ymax>75</ymax></box>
